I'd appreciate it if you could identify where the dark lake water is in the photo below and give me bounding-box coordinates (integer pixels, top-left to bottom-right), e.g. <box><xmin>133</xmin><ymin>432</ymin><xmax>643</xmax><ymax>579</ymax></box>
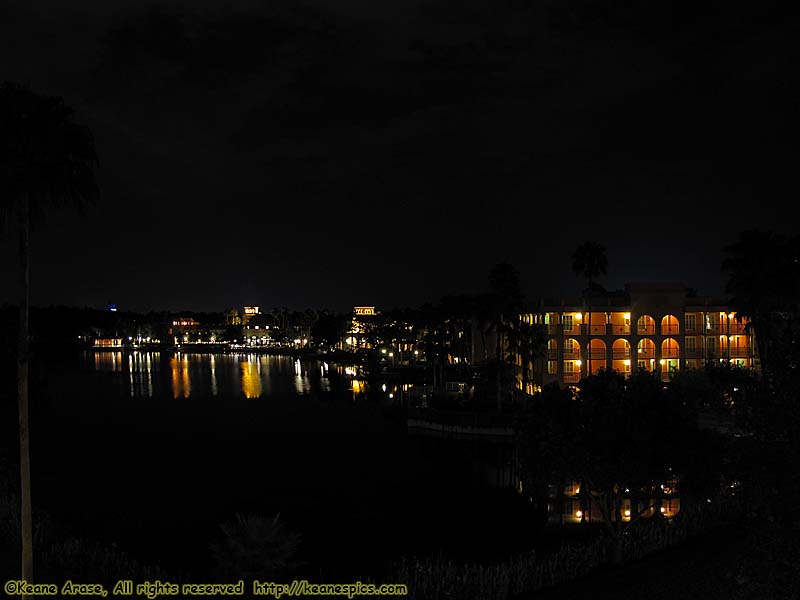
<box><xmin>10</xmin><ymin>351</ymin><xmax>536</xmax><ymax>579</ymax></box>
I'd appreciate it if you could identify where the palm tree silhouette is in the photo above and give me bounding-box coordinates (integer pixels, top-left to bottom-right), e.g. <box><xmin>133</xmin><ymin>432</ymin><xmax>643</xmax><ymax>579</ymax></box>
<box><xmin>1</xmin><ymin>82</ymin><xmax>98</xmax><ymax>590</ymax></box>
<box><xmin>488</xmin><ymin>263</ymin><xmax>523</xmax><ymax>410</ymax></box>
<box><xmin>571</xmin><ymin>242</ymin><xmax>607</xmax><ymax>378</ymax></box>
<box><xmin>722</xmin><ymin>229</ymin><xmax>796</xmax><ymax>382</ymax></box>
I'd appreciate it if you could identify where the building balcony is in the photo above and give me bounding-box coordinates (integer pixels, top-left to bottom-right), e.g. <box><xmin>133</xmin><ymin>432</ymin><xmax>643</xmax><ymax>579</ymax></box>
<box><xmin>661</xmin><ymin>325</ymin><xmax>680</xmax><ymax>335</ymax></box>
<box><xmin>637</xmin><ymin>349</ymin><xmax>655</xmax><ymax>358</ymax></box>
<box><xmin>684</xmin><ymin>348</ymin><xmax>703</xmax><ymax>358</ymax></box>
<box><xmin>547</xmin><ymin>349</ymin><xmax>559</xmax><ymax>359</ymax></box>
<box><xmin>589</xmin><ymin>351</ymin><xmax>606</xmax><ymax>360</ymax></box>
<box><xmin>729</xmin><ymin>348</ymin><xmax>752</xmax><ymax>358</ymax></box>
<box><xmin>610</xmin><ymin>324</ymin><xmax>631</xmax><ymax>335</ymax></box>
<box><xmin>612</xmin><ymin>350</ymin><xmax>631</xmax><ymax>359</ymax></box>
<box><xmin>563</xmin><ymin>325</ymin><xmax>581</xmax><ymax>335</ymax></box>
<box><xmin>662</xmin><ymin>349</ymin><xmax>679</xmax><ymax>358</ymax></box>
<box><xmin>564</xmin><ymin>373</ymin><xmax>580</xmax><ymax>383</ymax></box>
<box><xmin>588</xmin><ymin>324</ymin><xmax>606</xmax><ymax>335</ymax></box>
<box><xmin>563</xmin><ymin>350</ymin><xmax>581</xmax><ymax>359</ymax></box>
<box><xmin>637</xmin><ymin>325</ymin><xmax>655</xmax><ymax>335</ymax></box>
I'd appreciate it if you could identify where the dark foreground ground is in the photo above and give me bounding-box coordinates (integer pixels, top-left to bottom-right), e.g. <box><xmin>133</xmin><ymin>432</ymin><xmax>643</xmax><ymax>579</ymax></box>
<box><xmin>516</xmin><ymin>521</ymin><xmax>800</xmax><ymax>600</ymax></box>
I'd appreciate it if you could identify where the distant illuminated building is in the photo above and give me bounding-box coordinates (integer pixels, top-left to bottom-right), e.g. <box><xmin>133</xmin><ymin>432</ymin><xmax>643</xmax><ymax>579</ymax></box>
<box><xmin>242</xmin><ymin>313</ymin><xmax>280</xmax><ymax>346</ymax></box>
<box><xmin>242</xmin><ymin>306</ymin><xmax>261</xmax><ymax>325</ymax></box>
<box><xmin>346</xmin><ymin>306</ymin><xmax>378</xmax><ymax>349</ymax></box>
<box><xmin>169</xmin><ymin>317</ymin><xmax>201</xmax><ymax>344</ymax></box>
<box><xmin>94</xmin><ymin>338</ymin><xmax>123</xmax><ymax>349</ymax></box>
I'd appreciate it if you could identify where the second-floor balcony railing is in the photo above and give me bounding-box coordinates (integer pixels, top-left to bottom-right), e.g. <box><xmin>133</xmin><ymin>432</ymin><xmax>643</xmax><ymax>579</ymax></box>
<box><xmin>637</xmin><ymin>349</ymin><xmax>655</xmax><ymax>358</ymax></box>
<box><xmin>661</xmin><ymin>325</ymin><xmax>680</xmax><ymax>335</ymax></box>
<box><xmin>563</xmin><ymin>325</ymin><xmax>581</xmax><ymax>335</ymax></box>
<box><xmin>612</xmin><ymin>349</ymin><xmax>631</xmax><ymax>359</ymax></box>
<box><xmin>547</xmin><ymin>349</ymin><xmax>559</xmax><ymax>359</ymax></box>
<box><xmin>547</xmin><ymin>325</ymin><xmax>560</xmax><ymax>334</ymax></box>
<box><xmin>662</xmin><ymin>348</ymin><xmax>679</xmax><ymax>358</ymax></box>
<box><xmin>637</xmin><ymin>325</ymin><xmax>655</xmax><ymax>335</ymax></box>
<box><xmin>589</xmin><ymin>324</ymin><xmax>606</xmax><ymax>335</ymax></box>
<box><xmin>729</xmin><ymin>347</ymin><xmax>752</xmax><ymax>358</ymax></box>
<box><xmin>564</xmin><ymin>373</ymin><xmax>580</xmax><ymax>383</ymax></box>
<box><xmin>684</xmin><ymin>348</ymin><xmax>703</xmax><ymax>358</ymax></box>
<box><xmin>589</xmin><ymin>351</ymin><xmax>606</xmax><ymax>360</ymax></box>
<box><xmin>563</xmin><ymin>350</ymin><xmax>581</xmax><ymax>359</ymax></box>
<box><xmin>611</xmin><ymin>324</ymin><xmax>631</xmax><ymax>335</ymax></box>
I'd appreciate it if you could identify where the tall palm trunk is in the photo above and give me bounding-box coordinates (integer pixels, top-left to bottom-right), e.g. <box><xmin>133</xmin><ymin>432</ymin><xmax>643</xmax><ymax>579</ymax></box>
<box><xmin>18</xmin><ymin>195</ymin><xmax>33</xmax><ymax>591</ymax></box>
<box><xmin>587</xmin><ymin>276</ymin><xmax>592</xmax><ymax>378</ymax></box>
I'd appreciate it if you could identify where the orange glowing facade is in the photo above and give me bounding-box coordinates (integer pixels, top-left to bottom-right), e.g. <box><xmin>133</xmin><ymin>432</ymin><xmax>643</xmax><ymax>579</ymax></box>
<box><xmin>520</xmin><ymin>283</ymin><xmax>757</xmax><ymax>388</ymax></box>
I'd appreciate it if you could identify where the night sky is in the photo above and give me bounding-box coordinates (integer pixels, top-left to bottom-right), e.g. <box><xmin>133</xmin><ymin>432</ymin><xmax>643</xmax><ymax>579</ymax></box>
<box><xmin>0</xmin><ymin>0</ymin><xmax>795</xmax><ymax>312</ymax></box>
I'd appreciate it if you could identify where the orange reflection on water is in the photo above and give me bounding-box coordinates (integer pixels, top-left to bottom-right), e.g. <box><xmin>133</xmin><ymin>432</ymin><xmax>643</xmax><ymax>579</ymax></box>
<box><xmin>170</xmin><ymin>355</ymin><xmax>191</xmax><ymax>398</ymax></box>
<box><xmin>241</xmin><ymin>358</ymin><xmax>262</xmax><ymax>398</ymax></box>
<box><xmin>94</xmin><ymin>351</ymin><xmax>123</xmax><ymax>372</ymax></box>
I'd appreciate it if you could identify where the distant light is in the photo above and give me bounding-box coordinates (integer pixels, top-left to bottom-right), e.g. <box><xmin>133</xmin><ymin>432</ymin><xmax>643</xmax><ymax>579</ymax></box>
<box><xmin>659</xmin><ymin>359</ymin><xmax>666</xmax><ymax>365</ymax></box>
<box><xmin>414</xmin><ymin>350</ymin><xmax>419</xmax><ymax>355</ymax></box>
<box><xmin>381</xmin><ymin>348</ymin><xmax>387</xmax><ymax>354</ymax></box>
<box><xmin>575</xmin><ymin>510</ymin><xmax>583</xmax><ymax>519</ymax></box>
<box><xmin>623</xmin><ymin>359</ymin><xmax>631</xmax><ymax>366</ymax></box>
<box><xmin>660</xmin><ymin>507</ymin><xmax>666</xmax><ymax>513</ymax></box>
<box><xmin>382</xmin><ymin>384</ymin><xmax>387</xmax><ymax>392</ymax></box>
<box><xmin>575</xmin><ymin>360</ymin><xmax>582</xmax><ymax>367</ymax></box>
<box><xmin>728</xmin><ymin>313</ymin><xmax>734</xmax><ymax>319</ymax></box>
<box><xmin>575</xmin><ymin>313</ymin><xmax>582</xmax><ymax>320</ymax></box>
<box><xmin>388</xmin><ymin>352</ymin><xmax>394</xmax><ymax>358</ymax></box>
<box><xmin>623</xmin><ymin>313</ymin><xmax>631</xmax><ymax>320</ymax></box>
<box><xmin>388</xmin><ymin>393</ymin><xmax>394</xmax><ymax>399</ymax></box>
<box><xmin>624</xmin><ymin>510</ymin><xmax>631</xmax><ymax>517</ymax></box>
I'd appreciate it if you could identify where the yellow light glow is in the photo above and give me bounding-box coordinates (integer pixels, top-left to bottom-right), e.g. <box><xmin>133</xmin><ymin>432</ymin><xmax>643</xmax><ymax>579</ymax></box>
<box><xmin>575</xmin><ymin>510</ymin><xmax>583</xmax><ymax>518</ymax></box>
<box><xmin>624</xmin><ymin>510</ymin><xmax>631</xmax><ymax>517</ymax></box>
<box><xmin>660</xmin><ymin>507</ymin><xmax>666</xmax><ymax>513</ymax></box>
<box><xmin>575</xmin><ymin>313</ymin><xmax>582</xmax><ymax>320</ymax></box>
<box><xmin>728</xmin><ymin>312</ymin><xmax>734</xmax><ymax>319</ymax></box>
<box><xmin>575</xmin><ymin>360</ymin><xmax>582</xmax><ymax>367</ymax></box>
<box><xmin>623</xmin><ymin>359</ymin><xmax>631</xmax><ymax>366</ymax></box>
<box><xmin>623</xmin><ymin>313</ymin><xmax>631</xmax><ymax>320</ymax></box>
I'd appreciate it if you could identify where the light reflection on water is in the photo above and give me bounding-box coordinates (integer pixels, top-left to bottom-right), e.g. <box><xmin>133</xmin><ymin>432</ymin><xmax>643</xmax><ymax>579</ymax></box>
<box><xmin>85</xmin><ymin>351</ymin><xmax>343</xmax><ymax>400</ymax></box>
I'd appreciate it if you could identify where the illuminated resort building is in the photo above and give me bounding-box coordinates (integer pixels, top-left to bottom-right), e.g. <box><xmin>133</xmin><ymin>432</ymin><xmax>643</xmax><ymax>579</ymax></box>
<box><xmin>345</xmin><ymin>306</ymin><xmax>378</xmax><ymax>349</ymax></box>
<box><xmin>520</xmin><ymin>283</ymin><xmax>756</xmax><ymax>387</ymax></box>
<box><xmin>242</xmin><ymin>313</ymin><xmax>280</xmax><ymax>346</ymax></box>
<box><xmin>242</xmin><ymin>306</ymin><xmax>261</xmax><ymax>325</ymax></box>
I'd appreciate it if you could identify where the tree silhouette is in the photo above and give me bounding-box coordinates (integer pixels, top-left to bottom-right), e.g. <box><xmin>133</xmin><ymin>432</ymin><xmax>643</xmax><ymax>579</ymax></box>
<box><xmin>0</xmin><ymin>82</ymin><xmax>99</xmax><ymax>589</ymax></box>
<box><xmin>210</xmin><ymin>513</ymin><xmax>303</xmax><ymax>580</ymax></box>
<box><xmin>488</xmin><ymin>263</ymin><xmax>524</xmax><ymax>411</ymax></box>
<box><xmin>571</xmin><ymin>242</ymin><xmax>607</xmax><ymax>377</ymax></box>
<box><xmin>722</xmin><ymin>229</ymin><xmax>798</xmax><ymax>382</ymax></box>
